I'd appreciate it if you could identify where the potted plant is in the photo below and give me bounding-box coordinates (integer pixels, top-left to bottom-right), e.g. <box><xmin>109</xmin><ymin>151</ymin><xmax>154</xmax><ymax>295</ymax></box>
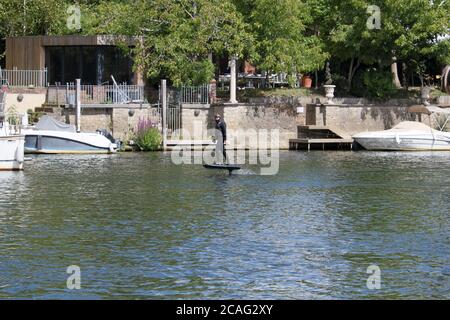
<box><xmin>323</xmin><ymin>62</ymin><xmax>336</xmax><ymax>104</ymax></box>
<box><xmin>302</xmin><ymin>74</ymin><xmax>313</xmax><ymax>88</ymax></box>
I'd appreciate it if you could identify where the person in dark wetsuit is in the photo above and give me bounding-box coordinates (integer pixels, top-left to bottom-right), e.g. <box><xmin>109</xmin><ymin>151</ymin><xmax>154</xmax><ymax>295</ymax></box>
<box><xmin>214</xmin><ymin>114</ymin><xmax>227</xmax><ymax>164</ymax></box>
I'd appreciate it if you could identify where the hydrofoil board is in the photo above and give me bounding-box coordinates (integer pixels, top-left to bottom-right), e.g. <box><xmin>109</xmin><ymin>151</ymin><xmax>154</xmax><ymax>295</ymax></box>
<box><xmin>203</xmin><ymin>163</ymin><xmax>241</xmax><ymax>174</ymax></box>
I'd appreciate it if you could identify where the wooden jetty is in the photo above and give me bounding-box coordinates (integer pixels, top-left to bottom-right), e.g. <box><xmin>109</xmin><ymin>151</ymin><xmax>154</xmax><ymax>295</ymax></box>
<box><xmin>289</xmin><ymin>125</ymin><xmax>354</xmax><ymax>151</ymax></box>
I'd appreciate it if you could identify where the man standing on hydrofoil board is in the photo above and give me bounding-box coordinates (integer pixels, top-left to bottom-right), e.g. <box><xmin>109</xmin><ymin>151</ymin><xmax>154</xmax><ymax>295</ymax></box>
<box><xmin>214</xmin><ymin>114</ymin><xmax>228</xmax><ymax>164</ymax></box>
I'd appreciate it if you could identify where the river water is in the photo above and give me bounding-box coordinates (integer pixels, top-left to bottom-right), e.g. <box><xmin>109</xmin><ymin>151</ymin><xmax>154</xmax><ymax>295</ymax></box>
<box><xmin>0</xmin><ymin>151</ymin><xmax>448</xmax><ymax>299</ymax></box>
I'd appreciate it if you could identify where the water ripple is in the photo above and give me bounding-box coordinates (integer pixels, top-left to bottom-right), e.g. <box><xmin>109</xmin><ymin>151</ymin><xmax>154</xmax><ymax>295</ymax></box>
<box><xmin>0</xmin><ymin>151</ymin><xmax>448</xmax><ymax>299</ymax></box>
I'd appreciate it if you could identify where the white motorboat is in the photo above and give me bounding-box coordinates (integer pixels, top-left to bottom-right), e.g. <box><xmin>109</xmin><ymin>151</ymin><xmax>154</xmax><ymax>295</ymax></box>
<box><xmin>353</xmin><ymin>121</ymin><xmax>450</xmax><ymax>151</ymax></box>
<box><xmin>22</xmin><ymin>115</ymin><xmax>118</xmax><ymax>154</ymax></box>
<box><xmin>0</xmin><ymin>95</ymin><xmax>25</xmax><ymax>170</ymax></box>
<box><xmin>0</xmin><ymin>130</ymin><xmax>25</xmax><ymax>171</ymax></box>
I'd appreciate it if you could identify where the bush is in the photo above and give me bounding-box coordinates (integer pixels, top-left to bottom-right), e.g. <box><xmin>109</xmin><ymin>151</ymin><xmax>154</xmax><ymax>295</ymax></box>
<box><xmin>27</xmin><ymin>109</ymin><xmax>46</xmax><ymax>124</ymax></box>
<box><xmin>351</xmin><ymin>68</ymin><xmax>398</xmax><ymax>99</ymax></box>
<box><xmin>134</xmin><ymin>117</ymin><xmax>162</xmax><ymax>151</ymax></box>
<box><xmin>332</xmin><ymin>73</ymin><xmax>349</xmax><ymax>96</ymax></box>
<box><xmin>6</xmin><ymin>105</ymin><xmax>20</xmax><ymax>125</ymax></box>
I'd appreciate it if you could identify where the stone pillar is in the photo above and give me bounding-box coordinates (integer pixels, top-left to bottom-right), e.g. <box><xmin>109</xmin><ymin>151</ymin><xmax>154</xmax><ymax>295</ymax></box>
<box><xmin>229</xmin><ymin>55</ymin><xmax>238</xmax><ymax>104</ymax></box>
<box><xmin>209</xmin><ymin>79</ymin><xmax>217</xmax><ymax>104</ymax></box>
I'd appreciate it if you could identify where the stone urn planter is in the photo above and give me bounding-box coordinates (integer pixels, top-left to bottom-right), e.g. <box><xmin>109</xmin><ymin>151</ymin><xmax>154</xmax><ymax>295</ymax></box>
<box><xmin>421</xmin><ymin>86</ymin><xmax>431</xmax><ymax>106</ymax></box>
<box><xmin>324</xmin><ymin>85</ymin><xmax>336</xmax><ymax>104</ymax></box>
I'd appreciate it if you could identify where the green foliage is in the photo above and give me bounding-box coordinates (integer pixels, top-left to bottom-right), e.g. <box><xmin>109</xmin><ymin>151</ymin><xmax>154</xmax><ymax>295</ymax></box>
<box><xmin>130</xmin><ymin>0</ymin><xmax>252</xmax><ymax>86</ymax></box>
<box><xmin>434</xmin><ymin>39</ymin><xmax>450</xmax><ymax>66</ymax></box>
<box><xmin>27</xmin><ymin>109</ymin><xmax>45</xmax><ymax>124</ymax></box>
<box><xmin>0</xmin><ymin>0</ymin><xmax>68</xmax><ymax>36</ymax></box>
<box><xmin>317</xmin><ymin>0</ymin><xmax>450</xmax><ymax>90</ymax></box>
<box><xmin>6</xmin><ymin>105</ymin><xmax>19</xmax><ymax>125</ymax></box>
<box><xmin>363</xmin><ymin>69</ymin><xmax>398</xmax><ymax>99</ymax></box>
<box><xmin>236</xmin><ymin>0</ymin><xmax>328</xmax><ymax>75</ymax></box>
<box><xmin>351</xmin><ymin>68</ymin><xmax>397</xmax><ymax>99</ymax></box>
<box><xmin>134</xmin><ymin>117</ymin><xmax>162</xmax><ymax>151</ymax></box>
<box><xmin>135</xmin><ymin>127</ymin><xmax>162</xmax><ymax>151</ymax></box>
<box><xmin>1</xmin><ymin>0</ymin><xmax>449</xmax><ymax>93</ymax></box>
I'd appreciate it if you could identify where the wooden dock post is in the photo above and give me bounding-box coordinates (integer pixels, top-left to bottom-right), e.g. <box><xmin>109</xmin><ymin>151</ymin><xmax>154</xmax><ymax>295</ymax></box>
<box><xmin>161</xmin><ymin>79</ymin><xmax>168</xmax><ymax>150</ymax></box>
<box><xmin>76</xmin><ymin>79</ymin><xmax>81</xmax><ymax>133</ymax></box>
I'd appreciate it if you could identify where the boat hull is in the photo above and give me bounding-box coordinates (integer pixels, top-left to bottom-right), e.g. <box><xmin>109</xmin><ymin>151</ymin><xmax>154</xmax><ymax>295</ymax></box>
<box><xmin>23</xmin><ymin>130</ymin><xmax>116</xmax><ymax>154</ymax></box>
<box><xmin>354</xmin><ymin>134</ymin><xmax>450</xmax><ymax>151</ymax></box>
<box><xmin>0</xmin><ymin>135</ymin><xmax>25</xmax><ymax>170</ymax></box>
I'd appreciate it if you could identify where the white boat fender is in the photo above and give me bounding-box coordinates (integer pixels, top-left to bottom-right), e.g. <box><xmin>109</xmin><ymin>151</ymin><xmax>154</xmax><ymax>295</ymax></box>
<box><xmin>15</xmin><ymin>146</ymin><xmax>24</xmax><ymax>163</ymax></box>
<box><xmin>395</xmin><ymin>133</ymin><xmax>401</xmax><ymax>144</ymax></box>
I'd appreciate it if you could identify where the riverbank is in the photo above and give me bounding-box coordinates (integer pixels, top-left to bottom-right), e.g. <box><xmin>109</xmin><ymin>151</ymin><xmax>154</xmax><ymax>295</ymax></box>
<box><xmin>3</xmin><ymin>87</ymin><xmax>450</xmax><ymax>150</ymax></box>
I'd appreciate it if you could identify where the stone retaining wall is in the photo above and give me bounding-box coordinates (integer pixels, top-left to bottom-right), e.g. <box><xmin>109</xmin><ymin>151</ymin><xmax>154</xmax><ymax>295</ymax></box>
<box><xmin>182</xmin><ymin>104</ymin><xmax>303</xmax><ymax>149</ymax></box>
<box><xmin>4</xmin><ymin>92</ymin><xmax>46</xmax><ymax>114</ymax></box>
<box><xmin>8</xmin><ymin>91</ymin><xmax>449</xmax><ymax>149</ymax></box>
<box><xmin>310</xmin><ymin>104</ymin><xmax>425</xmax><ymax>135</ymax></box>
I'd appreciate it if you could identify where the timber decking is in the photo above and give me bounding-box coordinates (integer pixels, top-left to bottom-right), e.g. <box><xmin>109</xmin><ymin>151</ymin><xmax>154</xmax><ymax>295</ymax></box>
<box><xmin>290</xmin><ymin>125</ymin><xmax>354</xmax><ymax>151</ymax></box>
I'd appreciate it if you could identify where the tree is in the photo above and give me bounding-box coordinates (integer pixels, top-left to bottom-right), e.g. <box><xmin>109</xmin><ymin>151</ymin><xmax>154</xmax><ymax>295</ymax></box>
<box><xmin>321</xmin><ymin>0</ymin><xmax>450</xmax><ymax>90</ymax></box>
<box><xmin>97</xmin><ymin>0</ymin><xmax>252</xmax><ymax>86</ymax></box>
<box><xmin>236</xmin><ymin>0</ymin><xmax>328</xmax><ymax>82</ymax></box>
<box><xmin>0</xmin><ymin>0</ymin><xmax>67</xmax><ymax>37</ymax></box>
<box><xmin>0</xmin><ymin>0</ymin><xmax>69</xmax><ymax>63</ymax></box>
<box><xmin>2</xmin><ymin>0</ymin><xmax>448</xmax><ymax>90</ymax></box>
<box><xmin>379</xmin><ymin>0</ymin><xmax>450</xmax><ymax>87</ymax></box>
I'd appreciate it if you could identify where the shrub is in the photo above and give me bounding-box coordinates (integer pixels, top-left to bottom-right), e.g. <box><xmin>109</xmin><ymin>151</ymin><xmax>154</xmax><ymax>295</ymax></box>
<box><xmin>351</xmin><ymin>68</ymin><xmax>398</xmax><ymax>99</ymax></box>
<box><xmin>134</xmin><ymin>117</ymin><xmax>162</xmax><ymax>151</ymax></box>
<box><xmin>363</xmin><ymin>69</ymin><xmax>398</xmax><ymax>99</ymax></box>
<box><xmin>332</xmin><ymin>73</ymin><xmax>349</xmax><ymax>96</ymax></box>
<box><xmin>6</xmin><ymin>105</ymin><xmax>19</xmax><ymax>125</ymax></box>
<box><xmin>27</xmin><ymin>109</ymin><xmax>46</xmax><ymax>124</ymax></box>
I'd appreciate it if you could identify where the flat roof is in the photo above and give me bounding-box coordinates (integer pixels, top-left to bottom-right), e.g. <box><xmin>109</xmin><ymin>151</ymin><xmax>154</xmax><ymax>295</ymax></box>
<box><xmin>6</xmin><ymin>35</ymin><xmax>139</xmax><ymax>46</ymax></box>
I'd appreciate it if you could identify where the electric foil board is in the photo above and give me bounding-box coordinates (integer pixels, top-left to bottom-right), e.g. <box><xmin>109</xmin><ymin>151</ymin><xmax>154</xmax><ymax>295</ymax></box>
<box><xmin>203</xmin><ymin>164</ymin><xmax>241</xmax><ymax>174</ymax></box>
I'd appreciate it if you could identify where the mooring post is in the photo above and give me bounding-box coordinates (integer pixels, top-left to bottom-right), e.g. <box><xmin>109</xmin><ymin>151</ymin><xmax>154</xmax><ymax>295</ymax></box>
<box><xmin>162</xmin><ymin>79</ymin><xmax>168</xmax><ymax>150</ymax></box>
<box><xmin>229</xmin><ymin>55</ymin><xmax>238</xmax><ymax>104</ymax></box>
<box><xmin>76</xmin><ymin>79</ymin><xmax>81</xmax><ymax>133</ymax></box>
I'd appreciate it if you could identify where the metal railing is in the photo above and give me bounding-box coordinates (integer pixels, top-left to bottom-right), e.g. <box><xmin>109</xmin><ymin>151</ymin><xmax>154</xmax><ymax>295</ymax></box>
<box><xmin>0</xmin><ymin>109</ymin><xmax>25</xmax><ymax>135</ymax></box>
<box><xmin>0</xmin><ymin>92</ymin><xmax>5</xmax><ymax>119</ymax></box>
<box><xmin>179</xmin><ymin>84</ymin><xmax>210</xmax><ymax>104</ymax></box>
<box><xmin>154</xmin><ymin>104</ymin><xmax>181</xmax><ymax>140</ymax></box>
<box><xmin>0</xmin><ymin>67</ymin><xmax>48</xmax><ymax>87</ymax></box>
<box><xmin>46</xmin><ymin>83</ymin><xmax>145</xmax><ymax>105</ymax></box>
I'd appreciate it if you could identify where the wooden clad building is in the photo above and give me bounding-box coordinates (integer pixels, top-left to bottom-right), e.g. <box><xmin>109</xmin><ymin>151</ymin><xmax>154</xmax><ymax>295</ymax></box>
<box><xmin>5</xmin><ymin>35</ymin><xmax>143</xmax><ymax>85</ymax></box>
